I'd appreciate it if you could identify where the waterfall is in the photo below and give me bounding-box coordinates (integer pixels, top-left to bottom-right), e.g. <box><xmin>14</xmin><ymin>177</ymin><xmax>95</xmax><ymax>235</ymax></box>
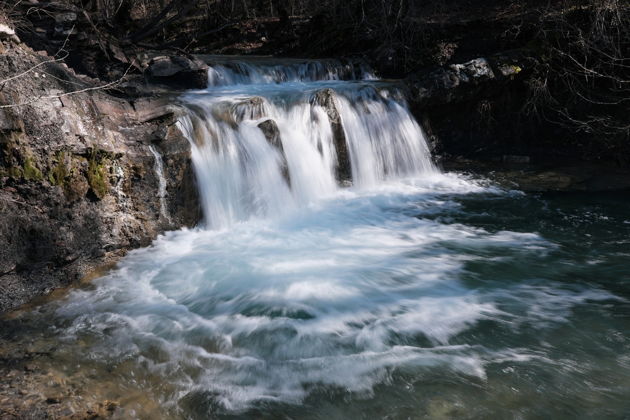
<box><xmin>178</xmin><ymin>58</ymin><xmax>435</xmax><ymax>229</ymax></box>
<box><xmin>148</xmin><ymin>144</ymin><xmax>172</xmax><ymax>223</ymax></box>
<box><xmin>12</xmin><ymin>56</ymin><xmax>625</xmax><ymax>420</ymax></box>
<box><xmin>203</xmin><ymin>56</ymin><xmax>376</xmax><ymax>86</ymax></box>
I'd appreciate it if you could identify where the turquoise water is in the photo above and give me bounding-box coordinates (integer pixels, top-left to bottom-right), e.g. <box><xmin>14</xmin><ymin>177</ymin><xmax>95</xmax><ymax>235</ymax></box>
<box><xmin>2</xmin><ymin>175</ymin><xmax>629</xmax><ymax>419</ymax></box>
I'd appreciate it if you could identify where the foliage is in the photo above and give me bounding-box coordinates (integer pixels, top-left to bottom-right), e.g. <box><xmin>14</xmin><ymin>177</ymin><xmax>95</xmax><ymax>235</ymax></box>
<box><xmin>517</xmin><ymin>0</ymin><xmax>630</xmax><ymax>162</ymax></box>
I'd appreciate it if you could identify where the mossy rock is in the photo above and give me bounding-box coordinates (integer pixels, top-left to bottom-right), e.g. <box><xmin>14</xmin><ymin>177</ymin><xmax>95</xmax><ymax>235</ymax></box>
<box><xmin>67</xmin><ymin>169</ymin><xmax>90</xmax><ymax>201</ymax></box>
<box><xmin>7</xmin><ymin>166</ymin><xmax>23</xmax><ymax>178</ymax></box>
<box><xmin>48</xmin><ymin>151</ymin><xmax>68</xmax><ymax>186</ymax></box>
<box><xmin>23</xmin><ymin>156</ymin><xmax>43</xmax><ymax>181</ymax></box>
<box><xmin>2</xmin><ymin>154</ymin><xmax>44</xmax><ymax>181</ymax></box>
<box><xmin>87</xmin><ymin>149</ymin><xmax>110</xmax><ymax>199</ymax></box>
<box><xmin>0</xmin><ymin>132</ymin><xmax>30</xmax><ymax>180</ymax></box>
<box><xmin>48</xmin><ymin>151</ymin><xmax>89</xmax><ymax>200</ymax></box>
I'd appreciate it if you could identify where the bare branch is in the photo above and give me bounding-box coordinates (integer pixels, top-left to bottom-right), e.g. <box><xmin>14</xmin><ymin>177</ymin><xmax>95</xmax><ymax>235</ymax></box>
<box><xmin>0</xmin><ymin>28</ymin><xmax>73</xmax><ymax>86</ymax></box>
<box><xmin>0</xmin><ymin>62</ymin><xmax>135</xmax><ymax>109</ymax></box>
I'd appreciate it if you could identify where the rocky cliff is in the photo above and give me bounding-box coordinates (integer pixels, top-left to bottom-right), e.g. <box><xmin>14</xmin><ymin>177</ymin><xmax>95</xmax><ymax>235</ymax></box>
<box><xmin>0</xmin><ymin>35</ymin><xmax>200</xmax><ymax>313</ymax></box>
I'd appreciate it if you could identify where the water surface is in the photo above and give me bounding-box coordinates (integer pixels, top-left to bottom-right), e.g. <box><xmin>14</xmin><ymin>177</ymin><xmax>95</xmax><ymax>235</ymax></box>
<box><xmin>1</xmin><ymin>57</ymin><xmax>628</xmax><ymax>420</ymax></box>
<box><xmin>2</xmin><ymin>177</ymin><xmax>629</xmax><ymax>419</ymax></box>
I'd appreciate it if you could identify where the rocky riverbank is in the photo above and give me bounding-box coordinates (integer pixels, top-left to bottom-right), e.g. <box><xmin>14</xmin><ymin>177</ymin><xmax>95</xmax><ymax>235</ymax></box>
<box><xmin>0</xmin><ymin>34</ymin><xmax>201</xmax><ymax>314</ymax></box>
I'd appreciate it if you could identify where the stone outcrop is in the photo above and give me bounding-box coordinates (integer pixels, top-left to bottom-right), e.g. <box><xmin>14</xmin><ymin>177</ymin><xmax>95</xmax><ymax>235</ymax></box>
<box><xmin>405</xmin><ymin>51</ymin><xmax>535</xmax><ymax>109</ymax></box>
<box><xmin>145</xmin><ymin>55</ymin><xmax>209</xmax><ymax>89</ymax></box>
<box><xmin>444</xmin><ymin>158</ymin><xmax>630</xmax><ymax>192</ymax></box>
<box><xmin>0</xmin><ymin>24</ymin><xmax>20</xmax><ymax>45</ymax></box>
<box><xmin>311</xmin><ymin>88</ymin><xmax>351</xmax><ymax>182</ymax></box>
<box><xmin>0</xmin><ymin>36</ymin><xmax>200</xmax><ymax>314</ymax></box>
<box><xmin>258</xmin><ymin>118</ymin><xmax>291</xmax><ymax>185</ymax></box>
<box><xmin>403</xmin><ymin>51</ymin><xmax>540</xmax><ymax>162</ymax></box>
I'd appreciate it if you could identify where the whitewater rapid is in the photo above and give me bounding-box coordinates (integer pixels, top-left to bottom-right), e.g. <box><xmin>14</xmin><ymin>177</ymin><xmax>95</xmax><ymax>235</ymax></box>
<box><xmin>177</xmin><ymin>64</ymin><xmax>434</xmax><ymax>229</ymax></box>
<box><xmin>56</xmin><ymin>176</ymin><xmax>514</xmax><ymax>405</ymax></box>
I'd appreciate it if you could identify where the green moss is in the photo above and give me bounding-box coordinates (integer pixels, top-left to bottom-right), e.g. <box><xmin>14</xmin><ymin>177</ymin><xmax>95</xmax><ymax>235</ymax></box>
<box><xmin>7</xmin><ymin>166</ymin><xmax>23</xmax><ymax>178</ymax></box>
<box><xmin>87</xmin><ymin>150</ymin><xmax>109</xmax><ymax>199</ymax></box>
<box><xmin>48</xmin><ymin>151</ymin><xmax>68</xmax><ymax>186</ymax></box>
<box><xmin>23</xmin><ymin>156</ymin><xmax>43</xmax><ymax>181</ymax></box>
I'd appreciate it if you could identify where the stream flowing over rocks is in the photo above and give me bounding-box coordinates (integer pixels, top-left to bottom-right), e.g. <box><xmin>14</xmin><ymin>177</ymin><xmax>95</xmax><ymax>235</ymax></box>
<box><xmin>1</xmin><ymin>43</ymin><xmax>629</xmax><ymax>419</ymax></box>
<box><xmin>0</xmin><ymin>33</ymin><xmax>542</xmax><ymax>314</ymax></box>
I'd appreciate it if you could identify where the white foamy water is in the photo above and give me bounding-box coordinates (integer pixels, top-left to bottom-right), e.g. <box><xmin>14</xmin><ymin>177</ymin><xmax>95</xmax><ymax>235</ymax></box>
<box><xmin>204</xmin><ymin>57</ymin><xmax>376</xmax><ymax>86</ymax></box>
<box><xmin>53</xmin><ymin>174</ymin><xmax>619</xmax><ymax>412</ymax></box>
<box><xmin>54</xmin><ymin>177</ymin><xmax>506</xmax><ymax>406</ymax></box>
<box><xmin>148</xmin><ymin>144</ymin><xmax>172</xmax><ymax>223</ymax></box>
<box><xmin>40</xmin><ymin>58</ymin><xmax>625</xmax><ymax>415</ymax></box>
<box><xmin>177</xmin><ymin>77</ymin><xmax>434</xmax><ymax>228</ymax></box>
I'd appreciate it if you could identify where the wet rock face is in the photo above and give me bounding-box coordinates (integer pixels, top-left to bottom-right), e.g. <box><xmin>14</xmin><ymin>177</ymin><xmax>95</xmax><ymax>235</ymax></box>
<box><xmin>155</xmin><ymin>123</ymin><xmax>203</xmax><ymax>227</ymax></box>
<box><xmin>312</xmin><ymin>88</ymin><xmax>352</xmax><ymax>183</ymax></box>
<box><xmin>258</xmin><ymin>119</ymin><xmax>291</xmax><ymax>186</ymax></box>
<box><xmin>0</xmin><ymin>41</ymin><xmax>201</xmax><ymax>313</ymax></box>
<box><xmin>258</xmin><ymin>119</ymin><xmax>282</xmax><ymax>149</ymax></box>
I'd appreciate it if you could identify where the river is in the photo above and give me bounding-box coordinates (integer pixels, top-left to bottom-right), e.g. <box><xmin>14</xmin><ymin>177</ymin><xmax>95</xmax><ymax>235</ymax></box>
<box><xmin>1</xmin><ymin>58</ymin><xmax>629</xmax><ymax>419</ymax></box>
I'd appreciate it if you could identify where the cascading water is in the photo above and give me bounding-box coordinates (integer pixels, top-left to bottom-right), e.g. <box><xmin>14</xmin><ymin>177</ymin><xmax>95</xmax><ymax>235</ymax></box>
<box><xmin>202</xmin><ymin>56</ymin><xmax>376</xmax><ymax>86</ymax></box>
<box><xmin>177</xmin><ymin>60</ymin><xmax>434</xmax><ymax>228</ymax></box>
<box><xmin>3</xmin><ymin>57</ymin><xmax>628</xmax><ymax>419</ymax></box>
<box><xmin>149</xmin><ymin>144</ymin><xmax>172</xmax><ymax>223</ymax></box>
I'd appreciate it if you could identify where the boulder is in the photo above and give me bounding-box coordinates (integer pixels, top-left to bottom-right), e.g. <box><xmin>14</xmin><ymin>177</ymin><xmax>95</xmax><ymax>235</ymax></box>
<box><xmin>54</xmin><ymin>12</ymin><xmax>78</xmax><ymax>24</ymax></box>
<box><xmin>210</xmin><ymin>96</ymin><xmax>266</xmax><ymax>127</ymax></box>
<box><xmin>258</xmin><ymin>119</ymin><xmax>291</xmax><ymax>186</ymax></box>
<box><xmin>231</xmin><ymin>96</ymin><xmax>266</xmax><ymax>122</ymax></box>
<box><xmin>0</xmin><ymin>23</ymin><xmax>20</xmax><ymax>44</ymax></box>
<box><xmin>145</xmin><ymin>55</ymin><xmax>209</xmax><ymax>89</ymax></box>
<box><xmin>405</xmin><ymin>51</ymin><xmax>536</xmax><ymax>109</ymax></box>
<box><xmin>311</xmin><ymin>88</ymin><xmax>351</xmax><ymax>183</ymax></box>
<box><xmin>258</xmin><ymin>119</ymin><xmax>282</xmax><ymax>149</ymax></box>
